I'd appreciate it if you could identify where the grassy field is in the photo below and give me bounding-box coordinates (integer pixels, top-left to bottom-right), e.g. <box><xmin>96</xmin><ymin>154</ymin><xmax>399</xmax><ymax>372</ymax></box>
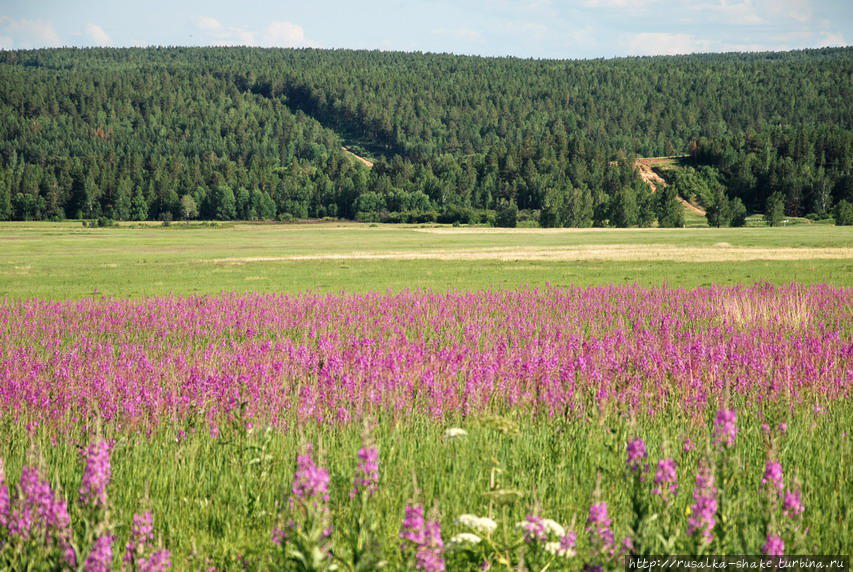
<box><xmin>3</xmin><ymin>407</ymin><xmax>848</xmax><ymax>569</ymax></box>
<box><xmin>0</xmin><ymin>221</ymin><xmax>850</xmax><ymax>298</ymax></box>
<box><xmin>0</xmin><ymin>222</ymin><xmax>850</xmax><ymax>569</ymax></box>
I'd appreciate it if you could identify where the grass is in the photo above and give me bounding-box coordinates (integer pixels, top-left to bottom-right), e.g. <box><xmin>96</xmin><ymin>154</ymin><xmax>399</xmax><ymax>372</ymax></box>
<box><xmin>3</xmin><ymin>405</ymin><xmax>849</xmax><ymax>568</ymax></box>
<box><xmin>0</xmin><ymin>222</ymin><xmax>850</xmax><ymax>568</ymax></box>
<box><xmin>0</xmin><ymin>221</ymin><xmax>850</xmax><ymax>298</ymax></box>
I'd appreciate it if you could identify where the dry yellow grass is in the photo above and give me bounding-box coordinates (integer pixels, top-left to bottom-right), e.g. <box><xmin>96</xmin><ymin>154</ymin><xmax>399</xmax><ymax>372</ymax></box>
<box><xmin>209</xmin><ymin>244</ymin><xmax>853</xmax><ymax>264</ymax></box>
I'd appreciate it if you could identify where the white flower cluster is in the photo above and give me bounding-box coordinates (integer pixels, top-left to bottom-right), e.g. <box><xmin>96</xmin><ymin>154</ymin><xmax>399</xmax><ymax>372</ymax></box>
<box><xmin>544</xmin><ymin>541</ymin><xmax>576</xmax><ymax>558</ymax></box>
<box><xmin>449</xmin><ymin>532</ymin><xmax>482</xmax><ymax>546</ymax></box>
<box><xmin>444</xmin><ymin>427</ymin><xmax>468</xmax><ymax>438</ymax></box>
<box><xmin>456</xmin><ymin>513</ymin><xmax>498</xmax><ymax>536</ymax></box>
<box><xmin>513</xmin><ymin>517</ymin><xmax>564</xmax><ymax>538</ymax></box>
<box><xmin>542</xmin><ymin>518</ymin><xmax>565</xmax><ymax>538</ymax></box>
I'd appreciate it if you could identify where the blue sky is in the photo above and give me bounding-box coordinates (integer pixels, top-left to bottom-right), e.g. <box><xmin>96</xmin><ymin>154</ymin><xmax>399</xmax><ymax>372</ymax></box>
<box><xmin>0</xmin><ymin>0</ymin><xmax>850</xmax><ymax>59</ymax></box>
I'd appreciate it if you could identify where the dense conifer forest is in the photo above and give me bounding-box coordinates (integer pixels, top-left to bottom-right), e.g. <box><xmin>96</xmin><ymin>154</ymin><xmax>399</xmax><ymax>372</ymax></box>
<box><xmin>0</xmin><ymin>46</ymin><xmax>850</xmax><ymax>225</ymax></box>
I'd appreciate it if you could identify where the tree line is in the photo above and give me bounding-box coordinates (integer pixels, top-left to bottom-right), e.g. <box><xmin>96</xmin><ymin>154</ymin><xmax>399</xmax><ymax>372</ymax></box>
<box><xmin>0</xmin><ymin>46</ymin><xmax>850</xmax><ymax>226</ymax></box>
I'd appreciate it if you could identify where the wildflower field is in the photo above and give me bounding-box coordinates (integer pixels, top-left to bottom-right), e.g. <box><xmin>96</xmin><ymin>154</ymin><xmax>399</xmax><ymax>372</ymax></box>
<box><xmin>0</xmin><ymin>283</ymin><xmax>850</xmax><ymax>569</ymax></box>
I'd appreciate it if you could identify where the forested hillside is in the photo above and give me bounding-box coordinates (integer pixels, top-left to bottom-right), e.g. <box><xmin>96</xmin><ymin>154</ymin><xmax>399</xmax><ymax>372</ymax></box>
<box><xmin>0</xmin><ymin>47</ymin><xmax>850</xmax><ymax>226</ymax></box>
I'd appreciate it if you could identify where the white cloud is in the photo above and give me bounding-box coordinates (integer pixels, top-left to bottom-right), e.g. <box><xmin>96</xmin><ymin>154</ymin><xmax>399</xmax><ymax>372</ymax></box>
<box><xmin>561</xmin><ymin>26</ymin><xmax>597</xmax><ymax>48</ymax></box>
<box><xmin>692</xmin><ymin>0</ymin><xmax>813</xmax><ymax>26</ymax></box>
<box><xmin>624</xmin><ymin>33</ymin><xmax>712</xmax><ymax>56</ymax></box>
<box><xmin>815</xmin><ymin>32</ymin><xmax>846</xmax><ymax>47</ymax></box>
<box><xmin>195</xmin><ymin>17</ymin><xmax>314</xmax><ymax>47</ymax></box>
<box><xmin>583</xmin><ymin>0</ymin><xmax>660</xmax><ymax>7</ymax></box>
<box><xmin>261</xmin><ymin>21</ymin><xmax>306</xmax><ymax>47</ymax></box>
<box><xmin>0</xmin><ymin>17</ymin><xmax>61</xmax><ymax>48</ymax></box>
<box><xmin>84</xmin><ymin>23</ymin><xmax>111</xmax><ymax>46</ymax></box>
<box><xmin>766</xmin><ymin>0</ymin><xmax>812</xmax><ymax>23</ymax></box>
<box><xmin>196</xmin><ymin>16</ymin><xmax>223</xmax><ymax>32</ymax></box>
<box><xmin>690</xmin><ymin>1</ymin><xmax>763</xmax><ymax>25</ymax></box>
<box><xmin>433</xmin><ymin>28</ymin><xmax>484</xmax><ymax>43</ymax></box>
<box><xmin>500</xmin><ymin>21</ymin><xmax>550</xmax><ymax>42</ymax></box>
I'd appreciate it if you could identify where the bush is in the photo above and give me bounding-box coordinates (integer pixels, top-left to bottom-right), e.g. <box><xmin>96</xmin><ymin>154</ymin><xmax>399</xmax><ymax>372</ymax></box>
<box><xmin>764</xmin><ymin>193</ymin><xmax>785</xmax><ymax>227</ymax></box>
<box><xmin>834</xmin><ymin>200</ymin><xmax>853</xmax><ymax>226</ymax></box>
<box><xmin>495</xmin><ymin>201</ymin><xmax>518</xmax><ymax>228</ymax></box>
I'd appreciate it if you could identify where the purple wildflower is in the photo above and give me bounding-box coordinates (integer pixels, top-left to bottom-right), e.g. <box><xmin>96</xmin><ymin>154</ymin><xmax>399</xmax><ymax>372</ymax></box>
<box><xmin>125</xmin><ymin>512</ymin><xmax>154</xmax><ymax>565</ymax></box>
<box><xmin>683</xmin><ymin>438</ymin><xmax>696</xmax><ymax>452</ymax></box>
<box><xmin>400</xmin><ymin>505</ymin><xmax>445</xmax><ymax>571</ymax></box>
<box><xmin>0</xmin><ymin>459</ymin><xmax>9</xmax><ymax>529</ymax></box>
<box><xmin>687</xmin><ymin>462</ymin><xmax>718</xmax><ymax>545</ymax></box>
<box><xmin>586</xmin><ymin>502</ymin><xmax>615</xmax><ymax>556</ymax></box>
<box><xmin>84</xmin><ymin>535</ymin><xmax>115</xmax><ymax>572</ymax></box>
<box><xmin>400</xmin><ymin>504</ymin><xmax>426</xmax><ymax>546</ymax></box>
<box><xmin>350</xmin><ymin>446</ymin><xmax>379</xmax><ymax>498</ymax></box>
<box><xmin>12</xmin><ymin>466</ymin><xmax>52</xmax><ymax>539</ymax></box>
<box><xmin>291</xmin><ymin>444</ymin><xmax>330</xmax><ymax>504</ymax></box>
<box><xmin>782</xmin><ymin>490</ymin><xmax>804</xmax><ymax>518</ymax></box>
<box><xmin>713</xmin><ymin>408</ymin><xmax>738</xmax><ymax>448</ymax></box>
<box><xmin>761</xmin><ymin>461</ymin><xmax>785</xmax><ymax>497</ymax></box>
<box><xmin>7</xmin><ymin>465</ymin><xmax>76</xmax><ymax>565</ymax></box>
<box><xmin>761</xmin><ymin>533</ymin><xmax>784</xmax><ymax>556</ymax></box>
<box><xmin>139</xmin><ymin>549</ymin><xmax>172</xmax><ymax>571</ymax></box>
<box><xmin>79</xmin><ymin>440</ymin><xmax>112</xmax><ymax>509</ymax></box>
<box><xmin>560</xmin><ymin>530</ymin><xmax>578</xmax><ymax>552</ymax></box>
<box><xmin>626</xmin><ymin>439</ymin><xmax>648</xmax><ymax>474</ymax></box>
<box><xmin>416</xmin><ymin>520</ymin><xmax>445</xmax><ymax>572</ymax></box>
<box><xmin>519</xmin><ymin>514</ymin><xmax>548</xmax><ymax>543</ymax></box>
<box><xmin>652</xmin><ymin>458</ymin><xmax>678</xmax><ymax>499</ymax></box>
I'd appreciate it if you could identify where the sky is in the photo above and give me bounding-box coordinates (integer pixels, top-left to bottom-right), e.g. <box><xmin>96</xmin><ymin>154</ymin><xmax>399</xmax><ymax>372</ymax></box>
<box><xmin>0</xmin><ymin>0</ymin><xmax>850</xmax><ymax>59</ymax></box>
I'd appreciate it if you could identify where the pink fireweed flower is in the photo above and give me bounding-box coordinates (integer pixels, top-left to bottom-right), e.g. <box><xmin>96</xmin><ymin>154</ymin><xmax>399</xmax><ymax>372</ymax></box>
<box><xmin>761</xmin><ymin>461</ymin><xmax>785</xmax><ymax>497</ymax></box>
<box><xmin>79</xmin><ymin>440</ymin><xmax>112</xmax><ymax>509</ymax></box>
<box><xmin>0</xmin><ymin>459</ymin><xmax>9</xmax><ymax>529</ymax></box>
<box><xmin>417</xmin><ymin>520</ymin><xmax>445</xmax><ymax>572</ymax></box>
<box><xmin>10</xmin><ymin>465</ymin><xmax>76</xmax><ymax>565</ymax></box>
<box><xmin>560</xmin><ymin>530</ymin><xmax>577</xmax><ymax>552</ymax></box>
<box><xmin>761</xmin><ymin>533</ymin><xmax>784</xmax><ymax>556</ymax></box>
<box><xmin>713</xmin><ymin>409</ymin><xmax>738</xmax><ymax>448</ymax></box>
<box><xmin>400</xmin><ymin>504</ymin><xmax>426</xmax><ymax>546</ymax></box>
<box><xmin>782</xmin><ymin>490</ymin><xmax>804</xmax><ymax>518</ymax></box>
<box><xmin>626</xmin><ymin>439</ymin><xmax>648</xmax><ymax>474</ymax></box>
<box><xmin>350</xmin><ymin>446</ymin><xmax>379</xmax><ymax>499</ymax></box>
<box><xmin>683</xmin><ymin>438</ymin><xmax>696</xmax><ymax>453</ymax></box>
<box><xmin>139</xmin><ymin>549</ymin><xmax>172</xmax><ymax>571</ymax></box>
<box><xmin>778</xmin><ymin>423</ymin><xmax>787</xmax><ymax>433</ymax></box>
<box><xmin>586</xmin><ymin>502</ymin><xmax>615</xmax><ymax>556</ymax></box>
<box><xmin>124</xmin><ymin>511</ymin><xmax>154</xmax><ymax>565</ymax></box>
<box><xmin>84</xmin><ymin>534</ymin><xmax>115</xmax><ymax>572</ymax></box>
<box><xmin>518</xmin><ymin>514</ymin><xmax>548</xmax><ymax>543</ymax></box>
<box><xmin>687</xmin><ymin>462</ymin><xmax>718</xmax><ymax>545</ymax></box>
<box><xmin>290</xmin><ymin>444</ymin><xmax>330</xmax><ymax>505</ymax></box>
<box><xmin>400</xmin><ymin>505</ymin><xmax>445</xmax><ymax>571</ymax></box>
<box><xmin>652</xmin><ymin>458</ymin><xmax>678</xmax><ymax>499</ymax></box>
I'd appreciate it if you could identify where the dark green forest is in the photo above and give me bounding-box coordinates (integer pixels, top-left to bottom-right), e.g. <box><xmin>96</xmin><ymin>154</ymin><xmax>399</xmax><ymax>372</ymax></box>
<box><xmin>0</xmin><ymin>46</ymin><xmax>850</xmax><ymax>226</ymax></box>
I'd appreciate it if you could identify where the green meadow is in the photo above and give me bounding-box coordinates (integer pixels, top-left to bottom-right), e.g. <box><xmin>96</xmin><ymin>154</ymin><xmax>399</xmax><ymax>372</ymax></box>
<box><xmin>1</xmin><ymin>222</ymin><xmax>850</xmax><ymax>298</ymax></box>
<box><xmin>0</xmin><ymin>222</ymin><xmax>850</xmax><ymax>569</ymax></box>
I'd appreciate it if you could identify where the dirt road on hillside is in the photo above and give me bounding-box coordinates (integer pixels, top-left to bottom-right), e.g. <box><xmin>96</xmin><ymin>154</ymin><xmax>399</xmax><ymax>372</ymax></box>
<box><xmin>635</xmin><ymin>159</ymin><xmax>706</xmax><ymax>216</ymax></box>
<box><xmin>342</xmin><ymin>147</ymin><xmax>374</xmax><ymax>167</ymax></box>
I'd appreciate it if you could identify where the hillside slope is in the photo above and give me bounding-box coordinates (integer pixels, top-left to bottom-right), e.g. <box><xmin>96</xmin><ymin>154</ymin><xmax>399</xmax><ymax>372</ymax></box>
<box><xmin>635</xmin><ymin>158</ymin><xmax>706</xmax><ymax>216</ymax></box>
<box><xmin>0</xmin><ymin>47</ymin><xmax>850</xmax><ymax>225</ymax></box>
